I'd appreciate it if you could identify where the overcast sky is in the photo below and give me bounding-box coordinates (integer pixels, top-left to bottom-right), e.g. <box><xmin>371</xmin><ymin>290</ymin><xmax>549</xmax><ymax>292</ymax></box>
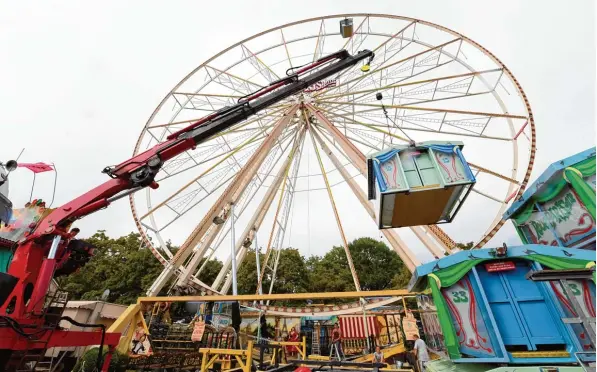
<box><xmin>1</xmin><ymin>0</ymin><xmax>595</xmax><ymax>264</ymax></box>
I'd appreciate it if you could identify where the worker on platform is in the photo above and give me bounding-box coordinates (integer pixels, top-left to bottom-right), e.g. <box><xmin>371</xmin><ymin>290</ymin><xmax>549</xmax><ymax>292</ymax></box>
<box><xmin>331</xmin><ymin>323</ymin><xmax>344</xmax><ymax>360</ymax></box>
<box><xmin>373</xmin><ymin>346</ymin><xmax>384</xmax><ymax>364</ymax></box>
<box><xmin>258</xmin><ymin>314</ymin><xmax>270</xmax><ymax>370</ymax></box>
<box><xmin>287</xmin><ymin>326</ymin><xmax>300</xmax><ymax>357</ymax></box>
<box><xmin>412</xmin><ymin>334</ymin><xmax>429</xmax><ymax>371</ymax></box>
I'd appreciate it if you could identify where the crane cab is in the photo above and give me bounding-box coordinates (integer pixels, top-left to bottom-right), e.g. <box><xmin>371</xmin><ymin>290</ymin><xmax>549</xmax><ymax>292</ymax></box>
<box><xmin>367</xmin><ymin>141</ymin><xmax>475</xmax><ymax>228</ymax></box>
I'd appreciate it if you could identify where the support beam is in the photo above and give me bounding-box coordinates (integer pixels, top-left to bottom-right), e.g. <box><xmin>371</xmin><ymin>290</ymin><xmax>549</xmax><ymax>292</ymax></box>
<box><xmin>147</xmin><ymin>105</ymin><xmax>299</xmax><ymax>296</ymax></box>
<box><xmin>254</xmin><ymin>126</ymin><xmax>306</xmax><ymax>294</ymax></box>
<box><xmin>138</xmin><ymin>289</ymin><xmax>415</xmax><ymax>303</ymax></box>
<box><xmin>308</xmin><ymin>113</ymin><xmax>361</xmax><ymax>291</ymax></box>
<box><xmin>425</xmin><ymin>225</ymin><xmax>455</xmax><ymax>251</ymax></box>
<box><xmin>213</xmin><ymin>126</ymin><xmax>307</xmax><ymax>292</ymax></box>
<box><xmin>177</xmin><ymin>130</ymin><xmax>297</xmax><ymax>290</ymax></box>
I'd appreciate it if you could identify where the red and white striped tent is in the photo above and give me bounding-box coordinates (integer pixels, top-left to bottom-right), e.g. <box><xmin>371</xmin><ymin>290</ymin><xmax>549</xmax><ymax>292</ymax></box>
<box><xmin>339</xmin><ymin>315</ymin><xmax>380</xmax><ymax>339</ymax></box>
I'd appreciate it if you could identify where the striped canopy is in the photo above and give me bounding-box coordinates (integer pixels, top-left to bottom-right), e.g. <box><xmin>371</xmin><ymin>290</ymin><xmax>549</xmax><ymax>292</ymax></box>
<box><xmin>339</xmin><ymin>315</ymin><xmax>379</xmax><ymax>338</ymax></box>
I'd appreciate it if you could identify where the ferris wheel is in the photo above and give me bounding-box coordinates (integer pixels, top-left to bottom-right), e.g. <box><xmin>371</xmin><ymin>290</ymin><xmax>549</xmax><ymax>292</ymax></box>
<box><xmin>130</xmin><ymin>14</ymin><xmax>535</xmax><ymax>312</ymax></box>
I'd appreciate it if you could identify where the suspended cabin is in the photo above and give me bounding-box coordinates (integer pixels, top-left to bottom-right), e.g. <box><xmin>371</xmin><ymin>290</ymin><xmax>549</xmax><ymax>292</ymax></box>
<box><xmin>409</xmin><ymin>244</ymin><xmax>596</xmax><ymax>371</ymax></box>
<box><xmin>367</xmin><ymin>141</ymin><xmax>476</xmax><ymax>228</ymax></box>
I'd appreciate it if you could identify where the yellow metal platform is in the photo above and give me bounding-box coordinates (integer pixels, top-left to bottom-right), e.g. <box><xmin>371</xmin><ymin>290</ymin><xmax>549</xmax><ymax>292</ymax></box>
<box><xmin>509</xmin><ymin>350</ymin><xmax>570</xmax><ymax>358</ymax></box>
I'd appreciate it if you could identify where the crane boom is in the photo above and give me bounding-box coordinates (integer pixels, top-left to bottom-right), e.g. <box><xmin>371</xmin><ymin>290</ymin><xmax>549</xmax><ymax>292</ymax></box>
<box><xmin>0</xmin><ymin>49</ymin><xmax>374</xmax><ymax>371</ymax></box>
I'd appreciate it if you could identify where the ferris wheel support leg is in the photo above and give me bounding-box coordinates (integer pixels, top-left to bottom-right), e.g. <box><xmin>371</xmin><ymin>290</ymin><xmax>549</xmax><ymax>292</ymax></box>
<box><xmin>251</xmin><ymin>128</ymin><xmax>306</xmax><ymax>296</ymax></box>
<box><xmin>309</xmin><ymin>127</ymin><xmax>418</xmax><ymax>272</ymax></box>
<box><xmin>147</xmin><ymin>106</ymin><xmax>299</xmax><ymax>296</ymax></box>
<box><xmin>213</xmin><ymin>127</ymin><xmax>307</xmax><ymax>292</ymax></box>
<box><xmin>424</xmin><ymin>225</ymin><xmax>455</xmax><ymax>252</ymax></box>
<box><xmin>177</xmin><ymin>130</ymin><xmax>297</xmax><ymax>291</ymax></box>
<box><xmin>308</xmin><ymin>118</ymin><xmax>362</xmax><ymax>291</ymax></box>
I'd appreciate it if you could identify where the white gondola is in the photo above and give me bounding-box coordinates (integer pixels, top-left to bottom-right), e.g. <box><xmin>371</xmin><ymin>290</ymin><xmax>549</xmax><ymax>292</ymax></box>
<box><xmin>367</xmin><ymin>141</ymin><xmax>476</xmax><ymax>228</ymax></box>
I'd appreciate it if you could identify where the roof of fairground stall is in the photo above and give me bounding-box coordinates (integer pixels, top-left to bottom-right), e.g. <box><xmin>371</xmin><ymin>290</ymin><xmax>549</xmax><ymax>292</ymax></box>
<box><xmin>503</xmin><ymin>147</ymin><xmax>596</xmax><ymax>219</ymax></box>
<box><xmin>407</xmin><ymin>244</ymin><xmax>596</xmax><ymax>292</ymax></box>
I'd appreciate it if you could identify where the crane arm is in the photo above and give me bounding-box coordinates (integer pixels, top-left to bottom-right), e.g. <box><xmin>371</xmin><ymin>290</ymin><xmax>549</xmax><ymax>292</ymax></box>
<box><xmin>34</xmin><ymin>49</ymin><xmax>374</xmax><ymax>239</ymax></box>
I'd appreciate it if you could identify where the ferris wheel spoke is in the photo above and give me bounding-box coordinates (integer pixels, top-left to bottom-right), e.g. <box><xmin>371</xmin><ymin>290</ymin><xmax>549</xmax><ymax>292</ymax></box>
<box><xmin>139</xmin><ymin>126</ymin><xmax>274</xmax><ymax>220</ymax></box>
<box><xmin>280</xmin><ymin>29</ymin><xmax>293</xmax><ymax>69</ymax></box>
<box><xmin>308</xmin><ymin>123</ymin><xmax>361</xmax><ymax>292</ymax></box>
<box><xmin>172</xmin><ymin>92</ymin><xmax>237</xmax><ymax>112</ymax></box>
<box><xmin>185</xmin><ymin>141</ymin><xmax>296</xmax><ymax>287</ymax></box>
<box><xmin>315</xmin><ymin>37</ymin><xmax>462</xmax><ymax>98</ymax></box>
<box><xmin>241</xmin><ymin>44</ymin><xmax>281</xmax><ymax>83</ymax></box>
<box><xmin>467</xmin><ymin>162</ymin><xmax>521</xmax><ymax>185</ymax></box>
<box><xmin>320</xmin><ymin>68</ymin><xmax>503</xmax><ymax>109</ymax></box>
<box><xmin>315</xmin><ymin>101</ymin><xmax>528</xmax><ymax>120</ymax></box>
<box><xmin>372</xmin><ymin>21</ymin><xmax>417</xmax><ymax>60</ymax></box>
<box><xmin>312</xmin><ymin>19</ymin><xmax>326</xmax><ymax>62</ymax></box>
<box><xmin>471</xmin><ymin>187</ymin><xmax>507</xmax><ymax>204</ymax></box>
<box><xmin>204</xmin><ymin>65</ymin><xmax>264</xmax><ymax>94</ymax></box>
<box><xmin>251</xmin><ymin>127</ymin><xmax>307</xmax><ymax>296</ymax></box>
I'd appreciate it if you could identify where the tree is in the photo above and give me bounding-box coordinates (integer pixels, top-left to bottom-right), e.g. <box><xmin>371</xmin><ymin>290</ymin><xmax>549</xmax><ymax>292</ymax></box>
<box><xmin>236</xmin><ymin>248</ymin><xmax>310</xmax><ymax>295</ymax></box>
<box><xmin>309</xmin><ymin>237</ymin><xmax>411</xmax><ymax>292</ymax></box>
<box><xmin>236</xmin><ymin>249</ymin><xmax>265</xmax><ymax>295</ymax></box>
<box><xmin>73</xmin><ymin>347</ymin><xmax>128</xmax><ymax>372</ymax></box>
<box><xmin>196</xmin><ymin>258</ymin><xmax>223</xmax><ymax>285</ymax></box>
<box><xmin>57</xmin><ymin>232</ymin><xmax>414</xmax><ymax>305</ymax></box>
<box><xmin>57</xmin><ymin>231</ymin><xmax>164</xmax><ymax>304</ymax></box>
<box><xmin>455</xmin><ymin>241</ymin><xmax>474</xmax><ymax>250</ymax></box>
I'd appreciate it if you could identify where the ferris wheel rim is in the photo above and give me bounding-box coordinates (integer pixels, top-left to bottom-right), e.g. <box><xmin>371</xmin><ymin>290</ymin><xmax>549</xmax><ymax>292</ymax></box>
<box><xmin>129</xmin><ymin>14</ymin><xmax>536</xmax><ymax>295</ymax></box>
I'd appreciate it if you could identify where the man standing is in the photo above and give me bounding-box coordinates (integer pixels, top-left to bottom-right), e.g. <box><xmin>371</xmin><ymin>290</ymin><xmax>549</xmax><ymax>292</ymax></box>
<box><xmin>412</xmin><ymin>334</ymin><xmax>429</xmax><ymax>371</ymax></box>
<box><xmin>331</xmin><ymin>323</ymin><xmax>344</xmax><ymax>360</ymax></box>
<box><xmin>258</xmin><ymin>314</ymin><xmax>270</xmax><ymax>369</ymax></box>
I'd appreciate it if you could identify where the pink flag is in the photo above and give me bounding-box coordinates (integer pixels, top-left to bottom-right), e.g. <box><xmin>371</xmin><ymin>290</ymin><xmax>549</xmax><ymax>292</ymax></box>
<box><xmin>18</xmin><ymin>162</ymin><xmax>54</xmax><ymax>173</ymax></box>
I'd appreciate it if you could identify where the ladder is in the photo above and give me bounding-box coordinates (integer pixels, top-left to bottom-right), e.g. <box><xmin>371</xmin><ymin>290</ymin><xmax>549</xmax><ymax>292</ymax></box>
<box><xmin>13</xmin><ymin>290</ymin><xmax>69</xmax><ymax>371</ymax></box>
<box><xmin>329</xmin><ymin>341</ymin><xmax>342</xmax><ymax>361</ymax></box>
<box><xmin>312</xmin><ymin>322</ymin><xmax>320</xmax><ymax>355</ymax></box>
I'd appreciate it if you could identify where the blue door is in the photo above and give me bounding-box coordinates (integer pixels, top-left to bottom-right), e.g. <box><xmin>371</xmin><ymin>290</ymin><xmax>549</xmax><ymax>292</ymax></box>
<box><xmin>477</xmin><ymin>260</ymin><xmax>565</xmax><ymax>351</ymax></box>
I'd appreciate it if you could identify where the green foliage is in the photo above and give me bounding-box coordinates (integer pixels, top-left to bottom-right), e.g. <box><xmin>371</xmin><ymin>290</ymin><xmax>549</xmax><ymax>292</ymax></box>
<box><xmin>196</xmin><ymin>257</ymin><xmax>223</xmax><ymax>285</ymax></box>
<box><xmin>57</xmin><ymin>231</ymin><xmax>165</xmax><ymax>304</ymax></box>
<box><xmin>455</xmin><ymin>241</ymin><xmax>474</xmax><ymax>250</ymax></box>
<box><xmin>73</xmin><ymin>347</ymin><xmax>128</xmax><ymax>372</ymax></box>
<box><xmin>309</xmin><ymin>237</ymin><xmax>411</xmax><ymax>292</ymax></box>
<box><xmin>59</xmin><ymin>232</ymin><xmax>418</xmax><ymax>305</ymax></box>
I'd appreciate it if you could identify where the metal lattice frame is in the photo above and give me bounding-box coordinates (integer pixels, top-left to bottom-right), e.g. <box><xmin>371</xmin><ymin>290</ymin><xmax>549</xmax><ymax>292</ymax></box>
<box><xmin>130</xmin><ymin>15</ymin><xmax>535</xmax><ymax>308</ymax></box>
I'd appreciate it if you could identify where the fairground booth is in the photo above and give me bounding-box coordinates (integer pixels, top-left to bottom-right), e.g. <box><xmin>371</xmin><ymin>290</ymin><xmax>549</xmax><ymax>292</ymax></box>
<box><xmin>503</xmin><ymin>147</ymin><xmax>596</xmax><ymax>250</ymax></box>
<box><xmin>408</xmin><ymin>147</ymin><xmax>597</xmax><ymax>371</ymax></box>
<box><xmin>409</xmin><ymin>245</ymin><xmax>595</xmax><ymax>369</ymax></box>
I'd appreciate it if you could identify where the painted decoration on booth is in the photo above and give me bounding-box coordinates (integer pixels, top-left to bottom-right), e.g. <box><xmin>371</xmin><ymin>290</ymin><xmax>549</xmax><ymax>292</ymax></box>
<box><xmin>191</xmin><ymin>321</ymin><xmax>206</xmax><ymax>342</ymax></box>
<box><xmin>550</xmin><ymin>279</ymin><xmax>596</xmax><ymax>351</ymax></box>
<box><xmin>402</xmin><ymin>311</ymin><xmax>419</xmax><ymax>341</ymax></box>
<box><xmin>522</xmin><ymin>186</ymin><xmax>595</xmax><ymax>247</ymax></box>
<box><xmin>382</xmin><ymin>314</ymin><xmax>402</xmax><ymax>344</ymax></box>
<box><xmin>380</xmin><ymin>155</ymin><xmax>405</xmax><ymax>190</ymax></box>
<box><xmin>417</xmin><ymin>295</ymin><xmax>446</xmax><ymax>352</ymax></box>
<box><xmin>130</xmin><ymin>322</ymin><xmax>153</xmax><ymax>356</ymax></box>
<box><xmin>433</xmin><ymin>150</ymin><xmax>466</xmax><ymax>183</ymax></box>
<box><xmin>442</xmin><ymin>276</ymin><xmax>496</xmax><ymax>357</ymax></box>
<box><xmin>0</xmin><ymin>200</ymin><xmax>52</xmax><ymax>242</ymax></box>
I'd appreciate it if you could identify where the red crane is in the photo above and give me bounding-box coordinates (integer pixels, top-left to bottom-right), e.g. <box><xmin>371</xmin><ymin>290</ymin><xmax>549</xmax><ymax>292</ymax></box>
<box><xmin>0</xmin><ymin>49</ymin><xmax>374</xmax><ymax>371</ymax></box>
